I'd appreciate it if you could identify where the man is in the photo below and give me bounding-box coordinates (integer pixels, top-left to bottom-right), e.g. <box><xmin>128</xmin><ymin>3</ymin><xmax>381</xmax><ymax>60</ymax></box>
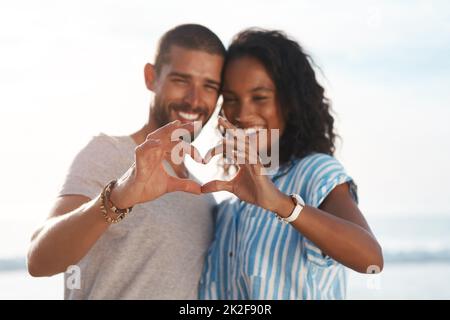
<box><xmin>27</xmin><ymin>24</ymin><xmax>225</xmax><ymax>299</ymax></box>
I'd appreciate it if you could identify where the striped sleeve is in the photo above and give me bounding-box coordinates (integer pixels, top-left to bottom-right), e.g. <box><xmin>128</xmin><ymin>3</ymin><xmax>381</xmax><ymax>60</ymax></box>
<box><xmin>304</xmin><ymin>154</ymin><xmax>358</xmax><ymax>208</ymax></box>
<box><xmin>302</xmin><ymin>154</ymin><xmax>358</xmax><ymax>270</ymax></box>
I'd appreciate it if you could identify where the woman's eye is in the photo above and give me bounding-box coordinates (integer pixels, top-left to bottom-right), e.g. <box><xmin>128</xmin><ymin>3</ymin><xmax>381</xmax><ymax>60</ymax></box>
<box><xmin>253</xmin><ymin>96</ymin><xmax>268</xmax><ymax>101</ymax></box>
<box><xmin>223</xmin><ymin>97</ymin><xmax>237</xmax><ymax>104</ymax></box>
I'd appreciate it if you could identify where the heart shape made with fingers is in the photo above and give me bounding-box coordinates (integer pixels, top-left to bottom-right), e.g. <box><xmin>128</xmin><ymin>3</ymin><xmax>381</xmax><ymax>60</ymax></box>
<box><xmin>174</xmin><ymin>117</ymin><xmax>277</xmax><ymax>201</ymax></box>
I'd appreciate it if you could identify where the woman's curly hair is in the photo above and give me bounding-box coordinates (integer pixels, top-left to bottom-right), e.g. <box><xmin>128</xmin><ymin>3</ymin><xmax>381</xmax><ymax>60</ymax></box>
<box><xmin>221</xmin><ymin>29</ymin><xmax>337</xmax><ymax>170</ymax></box>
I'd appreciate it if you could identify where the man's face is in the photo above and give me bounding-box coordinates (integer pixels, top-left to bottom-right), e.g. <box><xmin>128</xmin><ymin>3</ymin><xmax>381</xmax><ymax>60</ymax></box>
<box><xmin>150</xmin><ymin>45</ymin><xmax>224</xmax><ymax>130</ymax></box>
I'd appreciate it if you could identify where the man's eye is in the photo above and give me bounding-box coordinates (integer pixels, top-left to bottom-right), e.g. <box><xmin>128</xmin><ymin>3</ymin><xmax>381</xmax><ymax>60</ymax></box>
<box><xmin>173</xmin><ymin>78</ymin><xmax>187</xmax><ymax>84</ymax></box>
<box><xmin>205</xmin><ymin>85</ymin><xmax>219</xmax><ymax>92</ymax></box>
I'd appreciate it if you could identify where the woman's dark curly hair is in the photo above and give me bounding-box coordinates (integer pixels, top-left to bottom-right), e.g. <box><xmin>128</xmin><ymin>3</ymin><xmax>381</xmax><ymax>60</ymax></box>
<box><xmin>221</xmin><ymin>29</ymin><xmax>337</xmax><ymax>170</ymax></box>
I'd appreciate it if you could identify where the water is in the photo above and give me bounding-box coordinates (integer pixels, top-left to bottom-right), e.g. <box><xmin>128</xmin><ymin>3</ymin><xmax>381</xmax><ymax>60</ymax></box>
<box><xmin>1</xmin><ymin>215</ymin><xmax>449</xmax><ymax>299</ymax></box>
<box><xmin>0</xmin><ymin>271</ymin><xmax>62</xmax><ymax>300</ymax></box>
<box><xmin>369</xmin><ymin>215</ymin><xmax>450</xmax><ymax>264</ymax></box>
<box><xmin>347</xmin><ymin>262</ymin><xmax>450</xmax><ymax>299</ymax></box>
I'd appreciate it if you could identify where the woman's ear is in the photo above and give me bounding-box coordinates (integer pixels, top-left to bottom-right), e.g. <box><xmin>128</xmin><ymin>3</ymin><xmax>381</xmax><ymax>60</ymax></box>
<box><xmin>144</xmin><ymin>63</ymin><xmax>156</xmax><ymax>92</ymax></box>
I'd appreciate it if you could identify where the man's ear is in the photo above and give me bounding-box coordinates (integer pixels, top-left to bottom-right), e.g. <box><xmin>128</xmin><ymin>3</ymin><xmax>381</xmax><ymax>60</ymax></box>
<box><xmin>144</xmin><ymin>63</ymin><xmax>156</xmax><ymax>92</ymax></box>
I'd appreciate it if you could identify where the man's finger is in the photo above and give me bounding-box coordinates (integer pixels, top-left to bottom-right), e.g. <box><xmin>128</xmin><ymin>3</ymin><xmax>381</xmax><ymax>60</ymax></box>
<box><xmin>136</xmin><ymin>138</ymin><xmax>162</xmax><ymax>157</ymax></box>
<box><xmin>169</xmin><ymin>121</ymin><xmax>195</xmax><ymax>135</ymax></box>
<box><xmin>147</xmin><ymin>120</ymin><xmax>195</xmax><ymax>142</ymax></box>
<box><xmin>178</xmin><ymin>140</ymin><xmax>204</xmax><ymax>164</ymax></box>
<box><xmin>146</xmin><ymin>120</ymin><xmax>181</xmax><ymax>139</ymax></box>
<box><xmin>166</xmin><ymin>140</ymin><xmax>204</xmax><ymax>164</ymax></box>
<box><xmin>201</xmin><ymin>180</ymin><xmax>233</xmax><ymax>193</ymax></box>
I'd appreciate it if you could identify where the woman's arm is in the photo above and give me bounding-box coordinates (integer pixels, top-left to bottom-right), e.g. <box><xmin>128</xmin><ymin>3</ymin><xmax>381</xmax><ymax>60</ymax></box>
<box><xmin>271</xmin><ymin>183</ymin><xmax>383</xmax><ymax>274</ymax></box>
<box><xmin>201</xmin><ymin>117</ymin><xmax>383</xmax><ymax>274</ymax></box>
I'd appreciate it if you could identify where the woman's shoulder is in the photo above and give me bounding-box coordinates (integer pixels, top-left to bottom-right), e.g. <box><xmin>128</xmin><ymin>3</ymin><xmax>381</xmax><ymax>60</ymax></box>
<box><xmin>276</xmin><ymin>153</ymin><xmax>354</xmax><ymax>200</ymax></box>
<box><xmin>289</xmin><ymin>152</ymin><xmax>344</xmax><ymax>176</ymax></box>
<box><xmin>289</xmin><ymin>153</ymin><xmax>357</xmax><ymax>206</ymax></box>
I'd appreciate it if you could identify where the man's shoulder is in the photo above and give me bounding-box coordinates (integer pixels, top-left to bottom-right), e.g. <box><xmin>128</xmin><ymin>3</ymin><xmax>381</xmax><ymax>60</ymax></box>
<box><xmin>84</xmin><ymin>132</ymin><xmax>126</xmax><ymax>149</ymax></box>
<box><xmin>78</xmin><ymin>133</ymin><xmax>134</xmax><ymax>158</ymax></box>
<box><xmin>67</xmin><ymin>132</ymin><xmax>134</xmax><ymax>174</ymax></box>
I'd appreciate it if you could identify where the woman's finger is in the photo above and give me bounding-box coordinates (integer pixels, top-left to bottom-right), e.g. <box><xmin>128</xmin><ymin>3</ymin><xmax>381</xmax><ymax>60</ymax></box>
<box><xmin>224</xmin><ymin>137</ymin><xmax>260</xmax><ymax>165</ymax></box>
<box><xmin>218</xmin><ymin>116</ymin><xmax>237</xmax><ymax>130</ymax></box>
<box><xmin>231</xmin><ymin>149</ymin><xmax>262</xmax><ymax>170</ymax></box>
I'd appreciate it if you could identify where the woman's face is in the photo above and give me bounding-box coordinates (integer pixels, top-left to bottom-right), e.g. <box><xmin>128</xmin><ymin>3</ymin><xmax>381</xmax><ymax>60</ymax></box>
<box><xmin>221</xmin><ymin>56</ymin><xmax>285</xmax><ymax>152</ymax></box>
<box><xmin>222</xmin><ymin>57</ymin><xmax>285</xmax><ymax>156</ymax></box>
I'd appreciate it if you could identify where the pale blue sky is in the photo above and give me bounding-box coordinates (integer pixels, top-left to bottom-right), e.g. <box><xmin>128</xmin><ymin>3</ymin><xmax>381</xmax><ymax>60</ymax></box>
<box><xmin>0</xmin><ymin>0</ymin><xmax>449</xmax><ymax>257</ymax></box>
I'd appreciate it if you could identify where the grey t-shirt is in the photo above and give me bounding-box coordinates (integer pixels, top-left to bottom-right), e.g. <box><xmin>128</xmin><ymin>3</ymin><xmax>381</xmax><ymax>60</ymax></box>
<box><xmin>58</xmin><ymin>133</ymin><xmax>215</xmax><ymax>299</ymax></box>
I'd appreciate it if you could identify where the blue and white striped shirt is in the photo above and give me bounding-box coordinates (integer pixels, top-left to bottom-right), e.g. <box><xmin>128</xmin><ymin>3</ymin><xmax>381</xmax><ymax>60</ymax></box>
<box><xmin>199</xmin><ymin>153</ymin><xmax>358</xmax><ymax>300</ymax></box>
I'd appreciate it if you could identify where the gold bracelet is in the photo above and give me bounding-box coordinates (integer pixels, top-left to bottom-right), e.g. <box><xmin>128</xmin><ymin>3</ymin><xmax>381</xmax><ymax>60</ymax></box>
<box><xmin>100</xmin><ymin>180</ymin><xmax>133</xmax><ymax>224</ymax></box>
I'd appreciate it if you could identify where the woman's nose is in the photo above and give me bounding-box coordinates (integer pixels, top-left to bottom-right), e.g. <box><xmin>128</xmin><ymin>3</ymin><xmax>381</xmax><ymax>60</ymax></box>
<box><xmin>237</xmin><ymin>103</ymin><xmax>257</xmax><ymax>123</ymax></box>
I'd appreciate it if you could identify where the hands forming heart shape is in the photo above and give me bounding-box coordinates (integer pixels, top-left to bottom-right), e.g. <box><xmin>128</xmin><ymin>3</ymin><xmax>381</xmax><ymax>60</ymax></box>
<box><xmin>110</xmin><ymin>117</ymin><xmax>285</xmax><ymax>213</ymax></box>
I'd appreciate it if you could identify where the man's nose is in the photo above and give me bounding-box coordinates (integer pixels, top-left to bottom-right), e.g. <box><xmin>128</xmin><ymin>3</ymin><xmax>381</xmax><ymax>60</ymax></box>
<box><xmin>184</xmin><ymin>85</ymin><xmax>201</xmax><ymax>108</ymax></box>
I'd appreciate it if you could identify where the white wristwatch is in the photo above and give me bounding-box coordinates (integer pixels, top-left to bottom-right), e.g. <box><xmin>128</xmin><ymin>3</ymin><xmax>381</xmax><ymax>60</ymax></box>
<box><xmin>276</xmin><ymin>194</ymin><xmax>305</xmax><ymax>224</ymax></box>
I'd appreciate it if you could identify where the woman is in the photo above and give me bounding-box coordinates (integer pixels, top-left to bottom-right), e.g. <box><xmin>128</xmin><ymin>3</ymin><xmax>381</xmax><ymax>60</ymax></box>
<box><xmin>199</xmin><ymin>29</ymin><xmax>383</xmax><ymax>300</ymax></box>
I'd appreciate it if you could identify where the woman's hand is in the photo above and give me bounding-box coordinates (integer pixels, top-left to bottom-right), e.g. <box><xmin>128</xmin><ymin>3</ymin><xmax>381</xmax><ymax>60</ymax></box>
<box><xmin>201</xmin><ymin>117</ymin><xmax>291</xmax><ymax>214</ymax></box>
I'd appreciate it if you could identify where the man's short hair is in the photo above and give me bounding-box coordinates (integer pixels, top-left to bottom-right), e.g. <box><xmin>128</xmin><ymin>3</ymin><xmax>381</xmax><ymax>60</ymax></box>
<box><xmin>154</xmin><ymin>24</ymin><xmax>226</xmax><ymax>75</ymax></box>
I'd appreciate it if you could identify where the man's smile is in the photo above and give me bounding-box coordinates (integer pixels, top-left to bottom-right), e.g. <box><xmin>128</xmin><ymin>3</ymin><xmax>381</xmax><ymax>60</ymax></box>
<box><xmin>177</xmin><ymin>110</ymin><xmax>202</xmax><ymax>122</ymax></box>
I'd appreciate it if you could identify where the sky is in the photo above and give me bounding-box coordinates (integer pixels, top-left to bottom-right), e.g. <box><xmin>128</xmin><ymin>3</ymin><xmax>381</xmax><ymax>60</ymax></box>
<box><xmin>0</xmin><ymin>0</ymin><xmax>449</xmax><ymax>257</ymax></box>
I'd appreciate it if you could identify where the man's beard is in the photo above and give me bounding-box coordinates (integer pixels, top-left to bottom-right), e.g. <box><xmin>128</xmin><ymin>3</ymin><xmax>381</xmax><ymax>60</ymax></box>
<box><xmin>151</xmin><ymin>98</ymin><xmax>210</xmax><ymax>140</ymax></box>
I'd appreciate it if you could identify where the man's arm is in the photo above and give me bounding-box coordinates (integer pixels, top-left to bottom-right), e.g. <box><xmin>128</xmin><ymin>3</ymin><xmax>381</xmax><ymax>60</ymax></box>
<box><xmin>27</xmin><ymin>195</ymin><xmax>109</xmax><ymax>277</ymax></box>
<box><xmin>27</xmin><ymin>120</ymin><xmax>203</xmax><ymax>277</ymax></box>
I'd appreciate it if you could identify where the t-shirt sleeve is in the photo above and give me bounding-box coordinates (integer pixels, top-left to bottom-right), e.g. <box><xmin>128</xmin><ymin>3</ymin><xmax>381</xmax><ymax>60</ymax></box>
<box><xmin>58</xmin><ymin>135</ymin><xmax>123</xmax><ymax>200</ymax></box>
<box><xmin>304</xmin><ymin>154</ymin><xmax>358</xmax><ymax>208</ymax></box>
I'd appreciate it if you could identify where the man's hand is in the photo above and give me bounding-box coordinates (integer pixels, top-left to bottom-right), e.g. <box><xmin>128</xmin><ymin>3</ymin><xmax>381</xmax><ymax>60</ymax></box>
<box><xmin>110</xmin><ymin>120</ymin><xmax>203</xmax><ymax>209</ymax></box>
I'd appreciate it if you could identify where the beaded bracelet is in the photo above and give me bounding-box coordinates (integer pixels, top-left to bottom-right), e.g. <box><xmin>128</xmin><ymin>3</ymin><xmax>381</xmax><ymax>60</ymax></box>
<box><xmin>100</xmin><ymin>180</ymin><xmax>133</xmax><ymax>224</ymax></box>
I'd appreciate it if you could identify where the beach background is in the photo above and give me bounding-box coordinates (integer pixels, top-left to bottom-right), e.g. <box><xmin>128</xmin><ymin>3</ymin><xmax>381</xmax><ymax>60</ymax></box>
<box><xmin>2</xmin><ymin>215</ymin><xmax>450</xmax><ymax>299</ymax></box>
<box><xmin>1</xmin><ymin>0</ymin><xmax>449</xmax><ymax>299</ymax></box>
